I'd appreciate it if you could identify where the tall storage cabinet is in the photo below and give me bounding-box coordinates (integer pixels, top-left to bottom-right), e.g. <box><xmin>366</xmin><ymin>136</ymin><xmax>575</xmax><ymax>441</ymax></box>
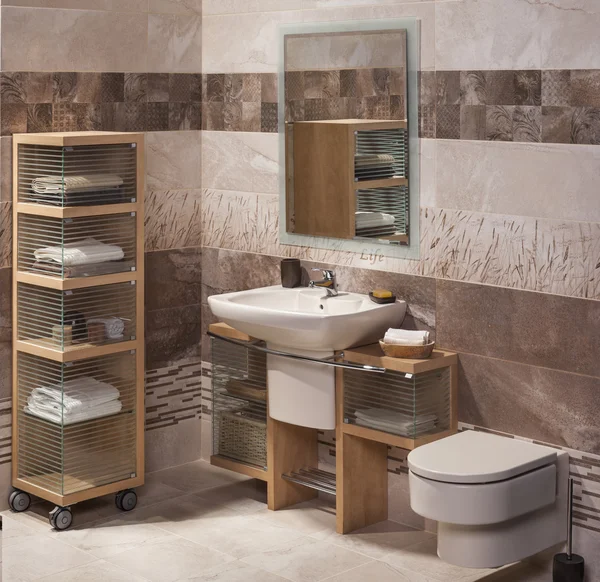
<box><xmin>10</xmin><ymin>132</ymin><xmax>145</xmax><ymax>530</ymax></box>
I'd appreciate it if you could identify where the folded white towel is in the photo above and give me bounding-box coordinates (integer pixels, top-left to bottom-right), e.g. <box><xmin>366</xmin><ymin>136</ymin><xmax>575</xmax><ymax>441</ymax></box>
<box><xmin>355</xmin><ymin>212</ymin><xmax>396</xmax><ymax>228</ymax></box>
<box><xmin>26</xmin><ymin>399</ymin><xmax>122</xmax><ymax>425</ymax></box>
<box><xmin>384</xmin><ymin>328</ymin><xmax>430</xmax><ymax>346</ymax></box>
<box><xmin>30</xmin><ymin>376</ymin><xmax>120</xmax><ymax>413</ymax></box>
<box><xmin>32</xmin><ymin>174</ymin><xmax>123</xmax><ymax>194</ymax></box>
<box><xmin>34</xmin><ymin>238</ymin><xmax>124</xmax><ymax>267</ymax></box>
<box><xmin>87</xmin><ymin>317</ymin><xmax>125</xmax><ymax>340</ymax></box>
<box><xmin>354</xmin><ymin>408</ymin><xmax>437</xmax><ymax>436</ymax></box>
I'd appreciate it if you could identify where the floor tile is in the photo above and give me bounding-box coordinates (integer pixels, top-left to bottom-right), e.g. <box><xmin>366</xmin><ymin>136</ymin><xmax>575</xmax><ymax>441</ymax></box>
<box><xmin>48</xmin><ymin>518</ymin><xmax>177</xmax><ymax>559</ymax></box>
<box><xmin>322</xmin><ymin>560</ymin><xmax>436</xmax><ymax>582</ymax></box>
<box><xmin>105</xmin><ymin>537</ymin><xmax>235</xmax><ymax>582</ymax></box>
<box><xmin>190</xmin><ymin>560</ymin><xmax>290</xmax><ymax>581</ymax></box>
<box><xmin>3</xmin><ymin>533</ymin><xmax>96</xmax><ymax>581</ymax></box>
<box><xmin>311</xmin><ymin>520</ymin><xmax>434</xmax><ymax>560</ymax></box>
<box><xmin>253</xmin><ymin>499</ymin><xmax>337</xmax><ymax>535</ymax></box>
<box><xmin>242</xmin><ymin>537</ymin><xmax>372</xmax><ymax>582</ymax></box>
<box><xmin>146</xmin><ymin>460</ymin><xmax>249</xmax><ymax>493</ymax></box>
<box><xmin>383</xmin><ymin>538</ymin><xmax>494</xmax><ymax>582</ymax></box>
<box><xmin>1</xmin><ymin>514</ymin><xmax>38</xmax><ymax>549</ymax></box>
<box><xmin>193</xmin><ymin>479</ymin><xmax>268</xmax><ymax>515</ymax></box>
<box><xmin>119</xmin><ymin>493</ymin><xmax>242</xmax><ymax>530</ymax></box>
<box><xmin>35</xmin><ymin>559</ymin><xmax>149</xmax><ymax>582</ymax></box>
<box><xmin>161</xmin><ymin>513</ymin><xmax>307</xmax><ymax>559</ymax></box>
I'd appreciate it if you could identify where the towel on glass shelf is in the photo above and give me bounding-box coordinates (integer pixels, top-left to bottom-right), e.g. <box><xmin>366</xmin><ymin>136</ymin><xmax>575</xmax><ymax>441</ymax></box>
<box><xmin>25</xmin><ymin>376</ymin><xmax>122</xmax><ymax>425</ymax></box>
<box><xmin>34</xmin><ymin>238</ymin><xmax>124</xmax><ymax>266</ymax></box>
<box><xmin>32</xmin><ymin>174</ymin><xmax>124</xmax><ymax>194</ymax></box>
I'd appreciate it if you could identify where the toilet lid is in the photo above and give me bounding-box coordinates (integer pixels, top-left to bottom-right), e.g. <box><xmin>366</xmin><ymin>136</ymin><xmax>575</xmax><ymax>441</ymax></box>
<box><xmin>407</xmin><ymin>430</ymin><xmax>557</xmax><ymax>484</ymax></box>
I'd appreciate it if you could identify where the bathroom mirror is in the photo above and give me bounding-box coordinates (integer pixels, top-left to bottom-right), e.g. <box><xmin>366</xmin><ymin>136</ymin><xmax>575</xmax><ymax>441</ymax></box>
<box><xmin>278</xmin><ymin>19</ymin><xmax>420</xmax><ymax>260</ymax></box>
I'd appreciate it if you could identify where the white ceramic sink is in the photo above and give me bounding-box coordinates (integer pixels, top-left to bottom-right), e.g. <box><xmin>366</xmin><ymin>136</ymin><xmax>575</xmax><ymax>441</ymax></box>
<box><xmin>208</xmin><ymin>285</ymin><xmax>406</xmax><ymax>351</ymax></box>
<box><xmin>209</xmin><ymin>285</ymin><xmax>406</xmax><ymax>430</ymax></box>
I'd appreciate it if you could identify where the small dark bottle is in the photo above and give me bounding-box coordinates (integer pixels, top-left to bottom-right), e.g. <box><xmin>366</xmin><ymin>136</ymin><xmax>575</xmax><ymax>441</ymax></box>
<box><xmin>281</xmin><ymin>258</ymin><xmax>302</xmax><ymax>288</ymax></box>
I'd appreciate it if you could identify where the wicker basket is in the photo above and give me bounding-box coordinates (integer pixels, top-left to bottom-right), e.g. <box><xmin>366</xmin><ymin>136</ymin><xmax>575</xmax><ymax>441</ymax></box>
<box><xmin>218</xmin><ymin>410</ymin><xmax>267</xmax><ymax>467</ymax></box>
<box><xmin>379</xmin><ymin>340</ymin><xmax>435</xmax><ymax>359</ymax></box>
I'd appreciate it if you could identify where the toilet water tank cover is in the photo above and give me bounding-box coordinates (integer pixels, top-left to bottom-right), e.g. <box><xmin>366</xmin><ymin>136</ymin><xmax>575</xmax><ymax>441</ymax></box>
<box><xmin>407</xmin><ymin>430</ymin><xmax>558</xmax><ymax>484</ymax></box>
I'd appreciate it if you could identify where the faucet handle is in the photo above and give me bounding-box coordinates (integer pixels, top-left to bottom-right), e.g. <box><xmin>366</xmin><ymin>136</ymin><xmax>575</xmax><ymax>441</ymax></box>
<box><xmin>311</xmin><ymin>268</ymin><xmax>335</xmax><ymax>278</ymax></box>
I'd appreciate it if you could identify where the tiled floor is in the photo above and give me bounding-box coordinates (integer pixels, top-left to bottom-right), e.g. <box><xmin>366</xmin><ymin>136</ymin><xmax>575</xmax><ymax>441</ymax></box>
<box><xmin>1</xmin><ymin>461</ymin><xmax>528</xmax><ymax>582</ymax></box>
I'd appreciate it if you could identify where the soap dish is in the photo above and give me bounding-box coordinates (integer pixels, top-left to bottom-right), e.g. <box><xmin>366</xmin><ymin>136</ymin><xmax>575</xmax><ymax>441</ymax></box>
<box><xmin>369</xmin><ymin>292</ymin><xmax>397</xmax><ymax>304</ymax></box>
<box><xmin>379</xmin><ymin>340</ymin><xmax>435</xmax><ymax>359</ymax></box>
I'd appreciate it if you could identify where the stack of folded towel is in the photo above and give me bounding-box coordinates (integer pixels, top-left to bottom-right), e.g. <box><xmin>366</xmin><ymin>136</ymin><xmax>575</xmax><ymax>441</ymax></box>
<box><xmin>355</xmin><ymin>211</ymin><xmax>397</xmax><ymax>237</ymax></box>
<box><xmin>31</xmin><ymin>174</ymin><xmax>125</xmax><ymax>206</ymax></box>
<box><xmin>26</xmin><ymin>376</ymin><xmax>122</xmax><ymax>425</ymax></box>
<box><xmin>32</xmin><ymin>174</ymin><xmax>124</xmax><ymax>195</ymax></box>
<box><xmin>34</xmin><ymin>238</ymin><xmax>125</xmax><ymax>267</ymax></box>
<box><xmin>383</xmin><ymin>328</ymin><xmax>430</xmax><ymax>346</ymax></box>
<box><xmin>354</xmin><ymin>408</ymin><xmax>437</xmax><ymax>437</ymax></box>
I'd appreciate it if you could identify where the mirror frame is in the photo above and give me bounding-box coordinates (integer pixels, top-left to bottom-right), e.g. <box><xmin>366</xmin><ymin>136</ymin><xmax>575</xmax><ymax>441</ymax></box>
<box><xmin>278</xmin><ymin>18</ymin><xmax>421</xmax><ymax>260</ymax></box>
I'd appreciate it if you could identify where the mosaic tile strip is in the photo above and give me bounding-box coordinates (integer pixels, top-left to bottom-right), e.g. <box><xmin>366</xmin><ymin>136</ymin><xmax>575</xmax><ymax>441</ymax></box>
<box><xmin>0</xmin><ymin>398</ymin><xmax>11</xmax><ymax>466</ymax></box>
<box><xmin>0</xmin><ymin>72</ymin><xmax>202</xmax><ymax>136</ymax></box>
<box><xmin>421</xmin><ymin>69</ymin><xmax>600</xmax><ymax>144</ymax></box>
<box><xmin>145</xmin><ymin>359</ymin><xmax>203</xmax><ymax>431</ymax></box>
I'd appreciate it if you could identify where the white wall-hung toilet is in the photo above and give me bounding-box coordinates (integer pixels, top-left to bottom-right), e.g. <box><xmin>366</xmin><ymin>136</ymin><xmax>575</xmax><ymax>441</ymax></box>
<box><xmin>407</xmin><ymin>430</ymin><xmax>569</xmax><ymax>569</ymax></box>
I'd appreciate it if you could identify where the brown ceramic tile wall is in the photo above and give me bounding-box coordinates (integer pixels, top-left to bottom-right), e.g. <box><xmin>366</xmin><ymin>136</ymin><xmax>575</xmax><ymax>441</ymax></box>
<box><xmin>420</xmin><ymin>69</ymin><xmax>600</xmax><ymax>144</ymax></box>
<box><xmin>285</xmin><ymin>67</ymin><xmax>406</xmax><ymax>123</ymax></box>
<box><xmin>0</xmin><ymin>72</ymin><xmax>202</xmax><ymax>135</ymax></box>
<box><xmin>202</xmin><ymin>73</ymin><xmax>278</xmax><ymax>132</ymax></box>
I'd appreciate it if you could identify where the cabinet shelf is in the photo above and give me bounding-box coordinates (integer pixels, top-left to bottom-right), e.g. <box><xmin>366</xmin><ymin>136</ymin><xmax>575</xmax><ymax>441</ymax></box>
<box><xmin>16</xmin><ymin>338</ymin><xmax>138</xmax><ymax>363</ymax></box>
<box><xmin>16</xmin><ymin>270</ymin><xmax>139</xmax><ymax>291</ymax></box>
<box><xmin>282</xmin><ymin>468</ymin><xmax>336</xmax><ymax>496</ymax></box>
<box><xmin>16</xmin><ymin>202</ymin><xmax>138</xmax><ymax>219</ymax></box>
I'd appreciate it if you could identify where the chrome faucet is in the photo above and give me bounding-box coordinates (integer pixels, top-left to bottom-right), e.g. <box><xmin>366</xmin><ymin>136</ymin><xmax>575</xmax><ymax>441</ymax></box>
<box><xmin>309</xmin><ymin>268</ymin><xmax>339</xmax><ymax>297</ymax></box>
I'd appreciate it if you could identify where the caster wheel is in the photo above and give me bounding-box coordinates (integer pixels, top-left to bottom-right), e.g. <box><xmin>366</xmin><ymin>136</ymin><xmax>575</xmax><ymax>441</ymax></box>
<box><xmin>115</xmin><ymin>489</ymin><xmax>137</xmax><ymax>512</ymax></box>
<box><xmin>49</xmin><ymin>506</ymin><xmax>73</xmax><ymax>531</ymax></box>
<box><xmin>9</xmin><ymin>490</ymin><xmax>31</xmax><ymax>513</ymax></box>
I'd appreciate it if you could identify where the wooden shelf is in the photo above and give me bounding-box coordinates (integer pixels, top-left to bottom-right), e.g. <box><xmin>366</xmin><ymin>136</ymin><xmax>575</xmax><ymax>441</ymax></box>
<box><xmin>343</xmin><ymin>343</ymin><xmax>458</xmax><ymax>374</ymax></box>
<box><xmin>211</xmin><ymin>455</ymin><xmax>268</xmax><ymax>481</ymax></box>
<box><xmin>342</xmin><ymin>422</ymin><xmax>457</xmax><ymax>451</ymax></box>
<box><xmin>16</xmin><ymin>338</ymin><xmax>139</xmax><ymax>363</ymax></box>
<box><xmin>208</xmin><ymin>322</ymin><xmax>253</xmax><ymax>342</ymax></box>
<box><xmin>16</xmin><ymin>270</ymin><xmax>138</xmax><ymax>290</ymax></box>
<box><xmin>297</xmin><ymin>119</ymin><xmax>407</xmax><ymax>130</ymax></box>
<box><xmin>353</xmin><ymin>177</ymin><xmax>408</xmax><ymax>190</ymax></box>
<box><xmin>14</xmin><ymin>131</ymin><xmax>144</xmax><ymax>147</ymax></box>
<box><xmin>16</xmin><ymin>201</ymin><xmax>138</xmax><ymax>219</ymax></box>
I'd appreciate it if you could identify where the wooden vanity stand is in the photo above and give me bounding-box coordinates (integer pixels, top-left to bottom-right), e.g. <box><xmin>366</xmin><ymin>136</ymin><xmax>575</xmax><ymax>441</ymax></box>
<box><xmin>209</xmin><ymin>323</ymin><xmax>458</xmax><ymax>535</ymax></box>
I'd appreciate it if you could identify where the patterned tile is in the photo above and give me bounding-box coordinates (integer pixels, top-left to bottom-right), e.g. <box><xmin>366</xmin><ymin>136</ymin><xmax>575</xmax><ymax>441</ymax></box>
<box><xmin>27</xmin><ymin>104</ymin><xmax>52</xmax><ymax>133</ymax></box>
<box><xmin>204</xmin><ymin>102</ymin><xmax>224</xmax><ymax>131</ymax></box>
<box><xmin>304</xmin><ymin>98</ymin><xmax>323</xmax><ymax>121</ymax></box>
<box><xmin>261</xmin><ymin>73</ymin><xmax>278</xmax><ymax>104</ymax></box>
<box><xmin>571</xmin><ymin>107</ymin><xmax>600</xmax><ymax>145</ymax></box>
<box><xmin>169</xmin><ymin>102</ymin><xmax>201</xmax><ymax>131</ymax></box>
<box><xmin>571</xmin><ymin>70</ymin><xmax>600</xmax><ymax>107</ymax></box>
<box><xmin>514</xmin><ymin>70</ymin><xmax>541</xmax><ymax>106</ymax></box>
<box><xmin>460</xmin><ymin>104</ymin><xmax>486</xmax><ymax>140</ymax></box>
<box><xmin>148</xmin><ymin>73</ymin><xmax>170</xmax><ymax>102</ymax></box>
<box><xmin>169</xmin><ymin>73</ymin><xmax>192</xmax><ymax>103</ymax></box>
<box><xmin>340</xmin><ymin>70</ymin><xmax>356</xmax><ymax>99</ymax></box>
<box><xmin>261</xmin><ymin>103</ymin><xmax>278</xmax><ymax>133</ymax></box>
<box><xmin>541</xmin><ymin>105</ymin><xmax>572</xmax><ymax>143</ymax></box>
<box><xmin>147</xmin><ymin>102</ymin><xmax>169</xmax><ymax>131</ymax></box>
<box><xmin>436</xmin><ymin>70</ymin><xmax>460</xmax><ymax>105</ymax></box>
<box><xmin>125</xmin><ymin>73</ymin><xmax>147</xmax><ymax>103</ymax></box>
<box><xmin>100</xmin><ymin>73</ymin><xmax>124</xmax><ymax>102</ymax></box>
<box><xmin>242</xmin><ymin>102</ymin><xmax>261</xmax><ymax>132</ymax></box>
<box><xmin>206</xmin><ymin>74</ymin><xmax>225</xmax><ymax>103</ymax></box>
<box><xmin>243</xmin><ymin>74</ymin><xmax>262</xmax><ymax>103</ymax></box>
<box><xmin>513</xmin><ymin>106</ymin><xmax>541</xmax><ymax>142</ymax></box>
<box><xmin>1</xmin><ymin>103</ymin><xmax>27</xmax><ymax>136</ymax></box>
<box><xmin>52</xmin><ymin>72</ymin><xmax>102</xmax><ymax>103</ymax></box>
<box><xmin>224</xmin><ymin>102</ymin><xmax>243</xmax><ymax>132</ymax></box>
<box><xmin>436</xmin><ymin>104</ymin><xmax>460</xmax><ymax>139</ymax></box>
<box><xmin>542</xmin><ymin>70</ymin><xmax>571</xmax><ymax>106</ymax></box>
<box><xmin>486</xmin><ymin>105</ymin><xmax>514</xmax><ymax>141</ymax></box>
<box><xmin>224</xmin><ymin>74</ymin><xmax>244</xmax><ymax>104</ymax></box>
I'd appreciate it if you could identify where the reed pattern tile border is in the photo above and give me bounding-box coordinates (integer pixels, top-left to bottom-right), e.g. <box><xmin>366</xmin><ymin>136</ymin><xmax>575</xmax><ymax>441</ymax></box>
<box><xmin>0</xmin><ymin>72</ymin><xmax>202</xmax><ymax>135</ymax></box>
<box><xmin>421</xmin><ymin>69</ymin><xmax>600</xmax><ymax>144</ymax></box>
